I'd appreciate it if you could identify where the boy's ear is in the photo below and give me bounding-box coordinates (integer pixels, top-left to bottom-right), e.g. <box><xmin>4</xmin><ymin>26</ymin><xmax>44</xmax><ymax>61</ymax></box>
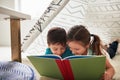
<box><xmin>66</xmin><ymin>41</ymin><xmax>68</xmax><ymax>44</ymax></box>
<box><xmin>67</xmin><ymin>41</ymin><xmax>70</xmax><ymax>44</ymax></box>
<box><xmin>48</xmin><ymin>44</ymin><xmax>50</xmax><ymax>47</ymax></box>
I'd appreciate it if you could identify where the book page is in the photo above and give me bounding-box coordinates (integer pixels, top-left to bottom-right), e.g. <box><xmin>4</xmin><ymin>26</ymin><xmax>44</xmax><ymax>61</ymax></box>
<box><xmin>63</xmin><ymin>55</ymin><xmax>93</xmax><ymax>59</ymax></box>
<box><xmin>36</xmin><ymin>54</ymin><xmax>62</xmax><ymax>59</ymax></box>
<box><xmin>64</xmin><ymin>55</ymin><xmax>105</xmax><ymax>59</ymax></box>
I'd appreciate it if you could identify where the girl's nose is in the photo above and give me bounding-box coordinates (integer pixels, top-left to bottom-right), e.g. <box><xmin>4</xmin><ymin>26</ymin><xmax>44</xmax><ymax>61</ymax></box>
<box><xmin>70</xmin><ymin>48</ymin><xmax>75</xmax><ymax>54</ymax></box>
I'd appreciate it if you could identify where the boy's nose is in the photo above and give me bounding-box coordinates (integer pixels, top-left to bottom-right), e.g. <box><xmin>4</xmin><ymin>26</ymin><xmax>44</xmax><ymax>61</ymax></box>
<box><xmin>57</xmin><ymin>50</ymin><xmax>63</xmax><ymax>54</ymax></box>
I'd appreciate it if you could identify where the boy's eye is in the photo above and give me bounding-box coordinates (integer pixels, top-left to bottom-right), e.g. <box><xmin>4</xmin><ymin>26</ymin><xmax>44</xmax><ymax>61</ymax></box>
<box><xmin>61</xmin><ymin>48</ymin><xmax>65</xmax><ymax>50</ymax></box>
<box><xmin>53</xmin><ymin>48</ymin><xmax>57</xmax><ymax>51</ymax></box>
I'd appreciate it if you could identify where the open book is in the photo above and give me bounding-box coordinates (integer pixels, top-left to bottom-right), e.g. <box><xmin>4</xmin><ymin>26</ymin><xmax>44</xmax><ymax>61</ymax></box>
<box><xmin>27</xmin><ymin>55</ymin><xmax>106</xmax><ymax>80</ymax></box>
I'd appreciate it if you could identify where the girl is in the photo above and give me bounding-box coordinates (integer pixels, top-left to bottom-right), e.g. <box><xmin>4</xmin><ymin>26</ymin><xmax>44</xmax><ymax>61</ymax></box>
<box><xmin>67</xmin><ymin>25</ymin><xmax>115</xmax><ymax>80</ymax></box>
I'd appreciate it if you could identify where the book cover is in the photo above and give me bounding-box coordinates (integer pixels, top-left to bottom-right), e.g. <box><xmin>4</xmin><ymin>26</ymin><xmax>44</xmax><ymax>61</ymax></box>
<box><xmin>27</xmin><ymin>55</ymin><xmax>106</xmax><ymax>80</ymax></box>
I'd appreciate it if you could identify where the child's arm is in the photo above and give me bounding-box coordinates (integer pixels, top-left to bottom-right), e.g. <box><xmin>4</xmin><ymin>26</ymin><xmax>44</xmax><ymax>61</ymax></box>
<box><xmin>102</xmin><ymin>59</ymin><xmax>115</xmax><ymax>80</ymax></box>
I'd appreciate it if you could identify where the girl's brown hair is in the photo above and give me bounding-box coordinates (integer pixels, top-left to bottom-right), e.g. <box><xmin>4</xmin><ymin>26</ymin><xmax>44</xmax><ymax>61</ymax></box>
<box><xmin>67</xmin><ymin>25</ymin><xmax>102</xmax><ymax>55</ymax></box>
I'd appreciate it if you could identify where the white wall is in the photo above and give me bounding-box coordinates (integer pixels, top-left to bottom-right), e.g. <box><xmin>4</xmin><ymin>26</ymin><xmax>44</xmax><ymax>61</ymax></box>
<box><xmin>0</xmin><ymin>0</ymin><xmax>51</xmax><ymax>46</ymax></box>
<box><xmin>0</xmin><ymin>0</ymin><xmax>36</xmax><ymax>46</ymax></box>
<box><xmin>0</xmin><ymin>17</ymin><xmax>36</xmax><ymax>47</ymax></box>
<box><xmin>0</xmin><ymin>20</ymin><xmax>10</xmax><ymax>46</ymax></box>
<box><xmin>0</xmin><ymin>0</ymin><xmax>15</xmax><ymax>9</ymax></box>
<box><xmin>0</xmin><ymin>0</ymin><xmax>15</xmax><ymax>46</ymax></box>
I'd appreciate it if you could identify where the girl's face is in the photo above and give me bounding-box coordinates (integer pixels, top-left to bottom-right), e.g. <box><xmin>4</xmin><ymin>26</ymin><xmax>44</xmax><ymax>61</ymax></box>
<box><xmin>49</xmin><ymin>43</ymin><xmax>66</xmax><ymax>56</ymax></box>
<box><xmin>68</xmin><ymin>41</ymin><xmax>88</xmax><ymax>55</ymax></box>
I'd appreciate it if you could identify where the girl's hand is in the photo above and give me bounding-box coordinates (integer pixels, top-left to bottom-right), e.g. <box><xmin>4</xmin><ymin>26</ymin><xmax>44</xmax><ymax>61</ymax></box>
<box><xmin>101</xmin><ymin>72</ymin><xmax>112</xmax><ymax>80</ymax></box>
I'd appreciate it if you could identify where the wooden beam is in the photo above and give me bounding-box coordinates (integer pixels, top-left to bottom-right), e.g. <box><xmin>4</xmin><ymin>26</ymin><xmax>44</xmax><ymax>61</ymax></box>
<box><xmin>10</xmin><ymin>19</ymin><xmax>21</xmax><ymax>62</ymax></box>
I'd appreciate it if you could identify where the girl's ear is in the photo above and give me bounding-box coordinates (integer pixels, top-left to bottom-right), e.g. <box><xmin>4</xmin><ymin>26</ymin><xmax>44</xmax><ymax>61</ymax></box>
<box><xmin>86</xmin><ymin>44</ymin><xmax>90</xmax><ymax>48</ymax></box>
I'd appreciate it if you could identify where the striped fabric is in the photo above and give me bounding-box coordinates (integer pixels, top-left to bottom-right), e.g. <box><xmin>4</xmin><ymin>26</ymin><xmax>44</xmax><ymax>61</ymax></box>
<box><xmin>0</xmin><ymin>61</ymin><xmax>35</xmax><ymax>80</ymax></box>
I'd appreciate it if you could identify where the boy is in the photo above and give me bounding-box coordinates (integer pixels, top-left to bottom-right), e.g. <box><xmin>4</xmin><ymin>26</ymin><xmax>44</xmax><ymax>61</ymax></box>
<box><xmin>45</xmin><ymin>27</ymin><xmax>73</xmax><ymax>58</ymax></box>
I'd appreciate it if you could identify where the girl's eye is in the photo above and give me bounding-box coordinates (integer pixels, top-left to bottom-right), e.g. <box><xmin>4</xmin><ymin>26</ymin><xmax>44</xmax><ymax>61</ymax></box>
<box><xmin>75</xmin><ymin>48</ymin><xmax>79</xmax><ymax>50</ymax></box>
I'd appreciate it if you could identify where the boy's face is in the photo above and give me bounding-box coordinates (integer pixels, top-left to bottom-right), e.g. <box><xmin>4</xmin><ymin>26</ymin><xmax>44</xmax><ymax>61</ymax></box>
<box><xmin>49</xmin><ymin>43</ymin><xmax>66</xmax><ymax>56</ymax></box>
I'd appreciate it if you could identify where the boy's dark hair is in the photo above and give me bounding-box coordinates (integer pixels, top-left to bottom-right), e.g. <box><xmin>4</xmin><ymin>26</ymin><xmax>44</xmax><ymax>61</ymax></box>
<box><xmin>47</xmin><ymin>27</ymin><xmax>67</xmax><ymax>46</ymax></box>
